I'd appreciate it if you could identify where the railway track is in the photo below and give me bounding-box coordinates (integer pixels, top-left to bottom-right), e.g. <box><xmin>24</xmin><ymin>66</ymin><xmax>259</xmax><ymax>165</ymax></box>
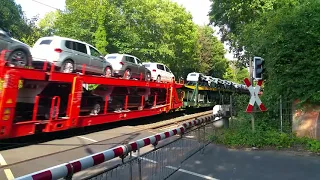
<box><xmin>0</xmin><ymin>109</ymin><xmax>213</xmax><ymax>178</ymax></box>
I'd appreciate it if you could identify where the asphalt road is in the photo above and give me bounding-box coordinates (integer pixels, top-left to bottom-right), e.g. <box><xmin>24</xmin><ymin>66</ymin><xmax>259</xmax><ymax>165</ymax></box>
<box><xmin>72</xmin><ymin>124</ymin><xmax>320</xmax><ymax>180</ymax></box>
<box><xmin>168</xmin><ymin>145</ymin><xmax>320</xmax><ymax>180</ymax></box>
<box><xmin>73</xmin><ymin>132</ymin><xmax>320</xmax><ymax>180</ymax></box>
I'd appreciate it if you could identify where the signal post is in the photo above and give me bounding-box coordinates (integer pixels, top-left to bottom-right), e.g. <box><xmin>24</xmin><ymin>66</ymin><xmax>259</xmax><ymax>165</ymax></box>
<box><xmin>246</xmin><ymin>56</ymin><xmax>266</xmax><ymax>132</ymax></box>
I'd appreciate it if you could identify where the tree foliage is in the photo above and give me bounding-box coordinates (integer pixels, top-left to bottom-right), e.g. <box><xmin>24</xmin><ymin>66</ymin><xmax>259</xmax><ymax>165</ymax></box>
<box><xmin>51</xmin><ymin>0</ymin><xmax>203</xmax><ymax>78</ymax></box>
<box><xmin>197</xmin><ymin>26</ymin><xmax>228</xmax><ymax>78</ymax></box>
<box><xmin>38</xmin><ymin>11</ymin><xmax>60</xmax><ymax>36</ymax></box>
<box><xmin>242</xmin><ymin>0</ymin><xmax>320</xmax><ymax>104</ymax></box>
<box><xmin>223</xmin><ymin>62</ymin><xmax>249</xmax><ymax>83</ymax></box>
<box><xmin>209</xmin><ymin>0</ymin><xmax>302</xmax><ymax>67</ymax></box>
<box><xmin>210</xmin><ymin>0</ymin><xmax>320</xmax><ymax>104</ymax></box>
<box><xmin>0</xmin><ymin>0</ymin><xmax>25</xmax><ymax>38</ymax></box>
<box><xmin>2</xmin><ymin>0</ymin><xmax>230</xmax><ymax>80</ymax></box>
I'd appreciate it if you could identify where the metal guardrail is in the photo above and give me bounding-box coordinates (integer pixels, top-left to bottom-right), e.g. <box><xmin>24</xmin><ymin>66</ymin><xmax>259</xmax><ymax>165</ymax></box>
<box><xmin>83</xmin><ymin>120</ymin><xmax>214</xmax><ymax>180</ymax></box>
<box><xmin>16</xmin><ymin>112</ymin><xmax>223</xmax><ymax>180</ymax></box>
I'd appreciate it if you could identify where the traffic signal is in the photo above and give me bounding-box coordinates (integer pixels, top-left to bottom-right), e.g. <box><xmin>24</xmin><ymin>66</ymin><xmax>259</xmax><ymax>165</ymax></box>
<box><xmin>253</xmin><ymin>56</ymin><xmax>264</xmax><ymax>80</ymax></box>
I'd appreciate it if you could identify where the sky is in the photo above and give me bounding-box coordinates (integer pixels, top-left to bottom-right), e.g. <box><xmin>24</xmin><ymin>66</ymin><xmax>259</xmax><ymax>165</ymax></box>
<box><xmin>15</xmin><ymin>0</ymin><xmax>233</xmax><ymax>60</ymax></box>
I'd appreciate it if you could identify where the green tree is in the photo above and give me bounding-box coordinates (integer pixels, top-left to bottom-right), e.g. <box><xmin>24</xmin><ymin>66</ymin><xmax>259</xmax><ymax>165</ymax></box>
<box><xmin>208</xmin><ymin>0</ymin><xmax>302</xmax><ymax>67</ymax></box>
<box><xmin>223</xmin><ymin>62</ymin><xmax>249</xmax><ymax>83</ymax></box>
<box><xmin>0</xmin><ymin>0</ymin><xmax>25</xmax><ymax>38</ymax></box>
<box><xmin>50</xmin><ymin>0</ymin><xmax>200</xmax><ymax>78</ymax></box>
<box><xmin>241</xmin><ymin>0</ymin><xmax>320</xmax><ymax>104</ymax></box>
<box><xmin>38</xmin><ymin>11</ymin><xmax>60</xmax><ymax>36</ymax></box>
<box><xmin>223</xmin><ymin>65</ymin><xmax>235</xmax><ymax>82</ymax></box>
<box><xmin>197</xmin><ymin>26</ymin><xmax>228</xmax><ymax>78</ymax></box>
<box><xmin>94</xmin><ymin>5</ymin><xmax>108</xmax><ymax>54</ymax></box>
<box><xmin>20</xmin><ymin>15</ymin><xmax>42</xmax><ymax>46</ymax></box>
<box><xmin>0</xmin><ymin>0</ymin><xmax>45</xmax><ymax>46</ymax></box>
<box><xmin>113</xmin><ymin>0</ymin><xmax>199</xmax><ymax>77</ymax></box>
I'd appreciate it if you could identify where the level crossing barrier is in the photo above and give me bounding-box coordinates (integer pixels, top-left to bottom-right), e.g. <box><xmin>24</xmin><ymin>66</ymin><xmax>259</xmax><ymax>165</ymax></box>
<box><xmin>82</xmin><ymin>119</ymin><xmax>216</xmax><ymax>180</ymax></box>
<box><xmin>16</xmin><ymin>110</ymin><xmax>224</xmax><ymax>180</ymax></box>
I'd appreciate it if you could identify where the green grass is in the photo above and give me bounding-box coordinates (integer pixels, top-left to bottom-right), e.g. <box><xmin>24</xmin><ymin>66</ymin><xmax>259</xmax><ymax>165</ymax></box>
<box><xmin>209</xmin><ymin>119</ymin><xmax>320</xmax><ymax>153</ymax></box>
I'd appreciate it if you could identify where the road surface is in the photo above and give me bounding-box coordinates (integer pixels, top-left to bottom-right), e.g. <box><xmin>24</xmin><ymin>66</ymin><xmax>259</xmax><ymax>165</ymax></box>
<box><xmin>169</xmin><ymin>144</ymin><xmax>320</xmax><ymax>180</ymax></box>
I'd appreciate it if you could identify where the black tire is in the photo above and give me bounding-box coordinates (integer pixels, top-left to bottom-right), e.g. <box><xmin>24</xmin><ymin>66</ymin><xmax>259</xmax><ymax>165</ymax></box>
<box><xmin>123</xmin><ymin>69</ymin><xmax>131</xmax><ymax>79</ymax></box>
<box><xmin>104</xmin><ymin>66</ymin><xmax>112</xmax><ymax>78</ymax></box>
<box><xmin>8</xmin><ymin>50</ymin><xmax>28</xmax><ymax>67</ymax></box>
<box><xmin>138</xmin><ymin>105</ymin><xmax>144</xmax><ymax>110</ymax></box>
<box><xmin>115</xmin><ymin>102</ymin><xmax>124</xmax><ymax>112</ymax></box>
<box><xmin>146</xmin><ymin>72</ymin><xmax>151</xmax><ymax>81</ymax></box>
<box><xmin>61</xmin><ymin>60</ymin><xmax>75</xmax><ymax>73</ymax></box>
<box><xmin>90</xmin><ymin>102</ymin><xmax>101</xmax><ymax>115</ymax></box>
<box><xmin>156</xmin><ymin>75</ymin><xmax>161</xmax><ymax>82</ymax></box>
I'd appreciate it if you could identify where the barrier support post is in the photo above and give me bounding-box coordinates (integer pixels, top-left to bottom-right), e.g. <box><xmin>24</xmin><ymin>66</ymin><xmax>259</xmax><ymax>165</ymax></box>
<box><xmin>138</xmin><ymin>147</ymin><xmax>142</xmax><ymax>180</ymax></box>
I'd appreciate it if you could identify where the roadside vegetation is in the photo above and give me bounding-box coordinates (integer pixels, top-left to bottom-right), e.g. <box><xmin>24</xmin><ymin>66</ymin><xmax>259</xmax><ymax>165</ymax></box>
<box><xmin>209</xmin><ymin>94</ymin><xmax>320</xmax><ymax>153</ymax></box>
<box><xmin>207</xmin><ymin>0</ymin><xmax>320</xmax><ymax>153</ymax></box>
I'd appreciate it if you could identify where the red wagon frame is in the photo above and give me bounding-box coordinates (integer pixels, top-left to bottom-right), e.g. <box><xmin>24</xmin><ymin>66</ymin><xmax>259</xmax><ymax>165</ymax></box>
<box><xmin>0</xmin><ymin>50</ymin><xmax>185</xmax><ymax>140</ymax></box>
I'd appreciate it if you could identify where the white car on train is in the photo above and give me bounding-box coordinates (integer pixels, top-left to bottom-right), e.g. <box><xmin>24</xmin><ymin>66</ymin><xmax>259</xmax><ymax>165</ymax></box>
<box><xmin>142</xmin><ymin>62</ymin><xmax>175</xmax><ymax>82</ymax></box>
<box><xmin>186</xmin><ymin>72</ymin><xmax>205</xmax><ymax>82</ymax></box>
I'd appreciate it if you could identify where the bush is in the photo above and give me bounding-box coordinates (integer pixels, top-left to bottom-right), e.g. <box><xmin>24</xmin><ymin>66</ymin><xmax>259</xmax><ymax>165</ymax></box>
<box><xmin>210</xmin><ymin>119</ymin><xmax>295</xmax><ymax>148</ymax></box>
<box><xmin>210</xmin><ymin>118</ymin><xmax>320</xmax><ymax>153</ymax></box>
<box><xmin>212</xmin><ymin>93</ymin><xmax>320</xmax><ymax>153</ymax></box>
<box><xmin>306</xmin><ymin>139</ymin><xmax>320</xmax><ymax>152</ymax></box>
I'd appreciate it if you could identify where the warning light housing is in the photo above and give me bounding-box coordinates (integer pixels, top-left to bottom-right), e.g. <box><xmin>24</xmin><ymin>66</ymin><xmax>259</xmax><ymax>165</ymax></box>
<box><xmin>253</xmin><ymin>56</ymin><xmax>264</xmax><ymax>80</ymax></box>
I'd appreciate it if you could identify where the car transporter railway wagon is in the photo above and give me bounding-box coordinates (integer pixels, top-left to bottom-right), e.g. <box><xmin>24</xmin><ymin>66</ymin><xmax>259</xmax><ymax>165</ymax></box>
<box><xmin>0</xmin><ymin>50</ymin><xmax>248</xmax><ymax>140</ymax></box>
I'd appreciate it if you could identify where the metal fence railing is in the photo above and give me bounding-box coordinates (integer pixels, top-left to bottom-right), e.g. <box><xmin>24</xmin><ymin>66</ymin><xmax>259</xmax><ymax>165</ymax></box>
<box><xmin>83</xmin><ymin>121</ymin><xmax>214</xmax><ymax>180</ymax></box>
<box><xmin>16</xmin><ymin>112</ymin><xmax>222</xmax><ymax>180</ymax></box>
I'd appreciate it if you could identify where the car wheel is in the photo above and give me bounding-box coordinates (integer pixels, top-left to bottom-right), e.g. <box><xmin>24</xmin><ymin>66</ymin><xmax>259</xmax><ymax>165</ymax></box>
<box><xmin>61</xmin><ymin>60</ymin><xmax>74</xmax><ymax>73</ymax></box>
<box><xmin>146</xmin><ymin>72</ymin><xmax>151</xmax><ymax>81</ymax></box>
<box><xmin>123</xmin><ymin>69</ymin><xmax>131</xmax><ymax>80</ymax></box>
<box><xmin>104</xmin><ymin>66</ymin><xmax>112</xmax><ymax>78</ymax></box>
<box><xmin>8</xmin><ymin>50</ymin><xmax>28</xmax><ymax>67</ymax></box>
<box><xmin>90</xmin><ymin>102</ymin><xmax>101</xmax><ymax>115</ymax></box>
<box><xmin>138</xmin><ymin>105</ymin><xmax>144</xmax><ymax>110</ymax></box>
<box><xmin>156</xmin><ymin>75</ymin><xmax>161</xmax><ymax>82</ymax></box>
<box><xmin>172</xmin><ymin>76</ymin><xmax>175</xmax><ymax>82</ymax></box>
<box><xmin>114</xmin><ymin>102</ymin><xmax>123</xmax><ymax>112</ymax></box>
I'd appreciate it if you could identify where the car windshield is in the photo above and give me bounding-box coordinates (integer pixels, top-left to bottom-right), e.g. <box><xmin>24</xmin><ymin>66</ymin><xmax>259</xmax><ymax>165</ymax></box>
<box><xmin>144</xmin><ymin>64</ymin><xmax>150</xmax><ymax>67</ymax></box>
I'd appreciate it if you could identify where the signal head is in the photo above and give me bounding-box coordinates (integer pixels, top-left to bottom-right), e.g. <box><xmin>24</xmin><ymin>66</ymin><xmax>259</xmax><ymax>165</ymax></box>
<box><xmin>253</xmin><ymin>56</ymin><xmax>264</xmax><ymax>80</ymax></box>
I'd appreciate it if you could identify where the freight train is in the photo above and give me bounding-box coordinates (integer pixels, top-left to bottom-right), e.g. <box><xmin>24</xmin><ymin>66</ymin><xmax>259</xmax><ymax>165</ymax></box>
<box><xmin>0</xmin><ymin>51</ymin><xmax>248</xmax><ymax>140</ymax></box>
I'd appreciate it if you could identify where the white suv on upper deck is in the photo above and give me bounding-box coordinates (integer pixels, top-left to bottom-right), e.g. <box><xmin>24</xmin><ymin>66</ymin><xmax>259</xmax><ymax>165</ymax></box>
<box><xmin>142</xmin><ymin>62</ymin><xmax>175</xmax><ymax>82</ymax></box>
